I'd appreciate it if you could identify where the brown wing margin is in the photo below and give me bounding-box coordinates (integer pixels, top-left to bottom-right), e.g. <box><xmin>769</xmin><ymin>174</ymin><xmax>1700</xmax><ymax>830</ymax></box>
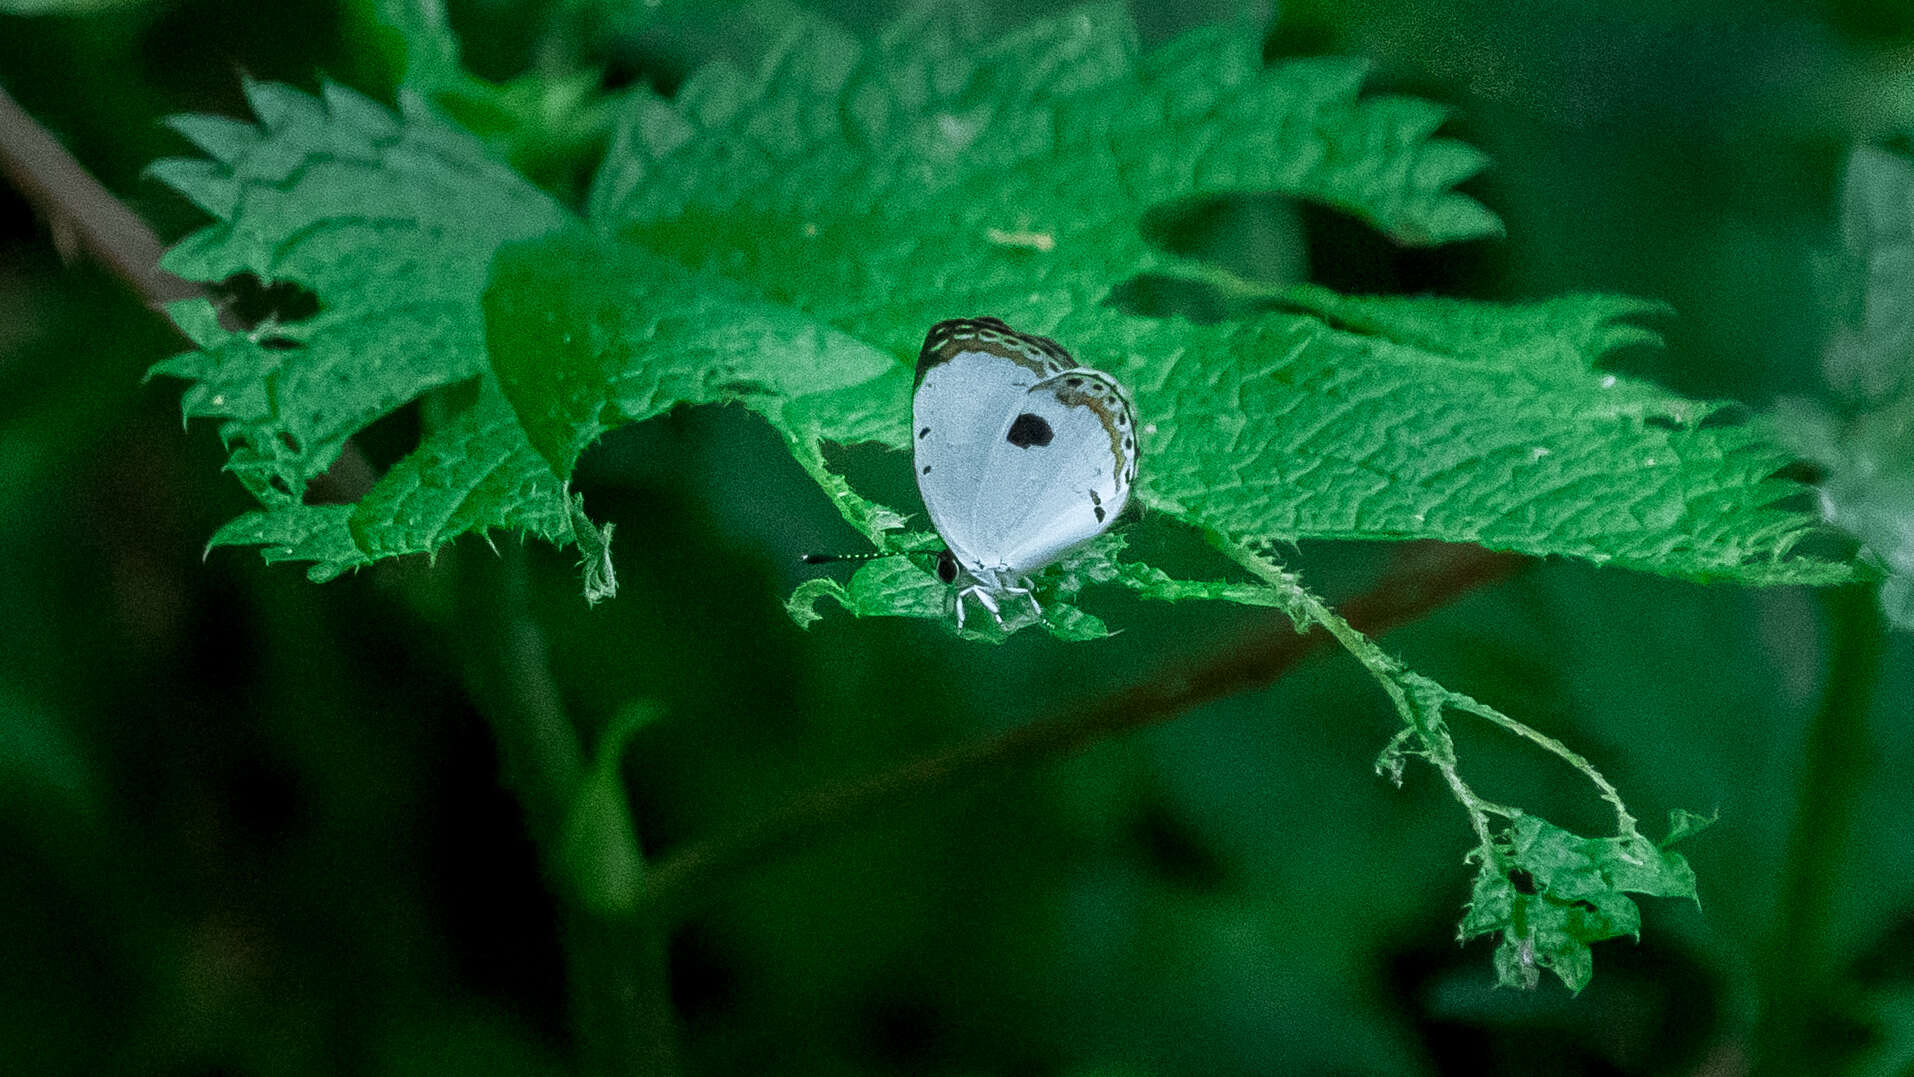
<box><xmin>1043</xmin><ymin>368</ymin><xmax>1140</xmax><ymax>491</ymax></box>
<box><xmin>915</xmin><ymin>317</ymin><xmax>1081</xmax><ymax>385</ymax></box>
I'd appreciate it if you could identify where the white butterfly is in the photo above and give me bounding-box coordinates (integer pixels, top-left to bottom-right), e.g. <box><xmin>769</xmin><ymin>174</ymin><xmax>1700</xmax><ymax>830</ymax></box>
<box><xmin>912</xmin><ymin>317</ymin><xmax>1139</xmax><ymax>630</ymax></box>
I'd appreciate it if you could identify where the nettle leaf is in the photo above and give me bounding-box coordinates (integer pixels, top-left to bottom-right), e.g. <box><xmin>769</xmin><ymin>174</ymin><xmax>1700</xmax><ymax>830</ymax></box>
<box><xmin>153</xmin><ymin>2</ymin><xmax>1851</xmax><ymax>624</ymax></box>
<box><xmin>142</xmin><ymin>0</ymin><xmax>1814</xmax><ymax>992</ymax></box>
<box><xmin>1459</xmin><ymin>812</ymin><xmax>1704</xmax><ymax>993</ymax></box>
<box><xmin>563</xmin><ymin>1</ymin><xmax>1844</xmax><ymax>629</ymax></box>
<box><xmin>786</xmin><ymin>532</ymin><xmax>1290</xmax><ymax>641</ymax></box>
<box><xmin>588</xmin><ymin>4</ymin><xmax>1497</xmax><ymax>338</ymax></box>
<box><xmin>150</xmin><ymin>79</ymin><xmax>575</xmax><ymax>581</ymax></box>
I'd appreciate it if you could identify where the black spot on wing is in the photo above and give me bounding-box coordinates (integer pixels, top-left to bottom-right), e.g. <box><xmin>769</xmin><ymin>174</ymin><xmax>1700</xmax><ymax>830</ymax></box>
<box><xmin>1006</xmin><ymin>413</ymin><xmax>1054</xmax><ymax>448</ymax></box>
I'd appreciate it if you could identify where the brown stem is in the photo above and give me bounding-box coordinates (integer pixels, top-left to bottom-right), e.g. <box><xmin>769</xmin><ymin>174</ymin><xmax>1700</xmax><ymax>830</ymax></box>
<box><xmin>0</xmin><ymin>84</ymin><xmax>198</xmax><ymax>308</ymax></box>
<box><xmin>643</xmin><ymin>542</ymin><xmax>1522</xmax><ymax>918</ymax></box>
<box><xmin>0</xmin><ymin>82</ymin><xmax>373</xmax><ymax>501</ymax></box>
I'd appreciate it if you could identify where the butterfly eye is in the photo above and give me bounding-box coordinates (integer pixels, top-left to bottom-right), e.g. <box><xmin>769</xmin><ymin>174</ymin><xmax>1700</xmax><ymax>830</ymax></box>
<box><xmin>936</xmin><ymin>549</ymin><xmax>960</xmax><ymax>584</ymax></box>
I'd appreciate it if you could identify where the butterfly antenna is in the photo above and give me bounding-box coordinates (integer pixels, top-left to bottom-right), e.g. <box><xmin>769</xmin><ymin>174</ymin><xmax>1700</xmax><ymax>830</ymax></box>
<box><xmin>802</xmin><ymin>539</ymin><xmax>946</xmax><ymax>566</ymax></box>
<box><xmin>799</xmin><ymin>550</ymin><xmax>890</xmax><ymax>565</ymax></box>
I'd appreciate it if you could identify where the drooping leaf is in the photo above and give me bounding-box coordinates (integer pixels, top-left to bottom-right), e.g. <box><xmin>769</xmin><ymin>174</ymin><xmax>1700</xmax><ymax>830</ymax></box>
<box><xmin>1459</xmin><ymin>812</ymin><xmax>1703</xmax><ymax>993</ymax></box>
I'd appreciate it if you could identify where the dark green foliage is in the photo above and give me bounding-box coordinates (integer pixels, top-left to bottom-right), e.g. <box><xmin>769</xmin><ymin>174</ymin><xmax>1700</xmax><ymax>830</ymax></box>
<box><xmin>4</xmin><ymin>1</ymin><xmax>1908</xmax><ymax>1074</ymax></box>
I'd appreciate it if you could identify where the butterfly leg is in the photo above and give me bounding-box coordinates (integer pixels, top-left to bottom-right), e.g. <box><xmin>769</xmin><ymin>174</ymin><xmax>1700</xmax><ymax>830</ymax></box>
<box><xmin>967</xmin><ymin>585</ymin><xmax>1006</xmax><ymax>628</ymax></box>
<box><xmin>1000</xmin><ymin>577</ymin><xmax>1041</xmax><ymax>624</ymax></box>
<box><xmin>953</xmin><ymin>583</ymin><xmax>1004</xmax><ymax>630</ymax></box>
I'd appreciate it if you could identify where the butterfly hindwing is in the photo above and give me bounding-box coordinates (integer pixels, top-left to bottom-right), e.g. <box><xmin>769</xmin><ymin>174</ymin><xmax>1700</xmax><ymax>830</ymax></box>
<box><xmin>962</xmin><ymin>370</ymin><xmax>1134</xmax><ymax>574</ymax></box>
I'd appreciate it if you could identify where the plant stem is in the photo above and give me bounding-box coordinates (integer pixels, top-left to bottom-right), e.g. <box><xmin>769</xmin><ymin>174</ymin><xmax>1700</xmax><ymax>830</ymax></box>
<box><xmin>455</xmin><ymin>543</ymin><xmax>679</xmax><ymax>1077</ymax></box>
<box><xmin>1754</xmin><ymin>585</ymin><xmax>1888</xmax><ymax>1074</ymax></box>
<box><xmin>1226</xmin><ymin>542</ymin><xmax>1510</xmax><ymax>850</ymax></box>
<box><xmin>644</xmin><ymin>543</ymin><xmax>1519</xmax><ymax>918</ymax></box>
<box><xmin>0</xmin><ymin>83</ymin><xmax>379</xmax><ymax>501</ymax></box>
<box><xmin>0</xmin><ymin>84</ymin><xmax>197</xmax><ymax>309</ymax></box>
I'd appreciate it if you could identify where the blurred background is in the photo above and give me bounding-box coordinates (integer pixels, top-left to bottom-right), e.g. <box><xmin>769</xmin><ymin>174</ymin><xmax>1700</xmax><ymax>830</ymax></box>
<box><xmin>3</xmin><ymin>0</ymin><xmax>1913</xmax><ymax>1073</ymax></box>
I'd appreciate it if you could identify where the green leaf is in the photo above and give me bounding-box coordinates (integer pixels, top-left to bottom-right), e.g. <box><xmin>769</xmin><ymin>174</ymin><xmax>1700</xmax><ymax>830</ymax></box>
<box><xmin>345</xmin><ymin>0</ymin><xmax>637</xmax><ymax>190</ymax></box>
<box><xmin>590</xmin><ymin>4</ymin><xmax>1500</xmax><ymax>340</ymax></box>
<box><xmin>350</xmin><ymin>0</ymin><xmax>467</xmax><ymax>91</ymax></box>
<box><xmin>1661</xmin><ymin>807</ymin><xmax>1718</xmax><ymax>848</ymax></box>
<box><xmin>787</xmin><ymin>541</ymin><xmax>1115</xmax><ymax>642</ymax></box>
<box><xmin>1460</xmin><ymin>812</ymin><xmax>1702</xmax><ymax>993</ymax></box>
<box><xmin>569</xmin><ymin>1</ymin><xmax>1841</xmax><ymax>608</ymax></box>
<box><xmin>484</xmin><ymin>228</ymin><xmax>904</xmax><ymax>477</ymax></box>
<box><xmin>787</xmin><ymin>553</ymin><xmax>946</xmax><ymax>627</ymax></box>
<box><xmin>150</xmin><ymin>80</ymin><xmax>574</xmax><ymax>578</ymax></box>
<box><xmin>1131</xmin><ymin>297</ymin><xmax>1841</xmax><ymax>585</ymax></box>
<box><xmin>151</xmin><ymin>3</ymin><xmax>1852</xmax><ymax>624</ymax></box>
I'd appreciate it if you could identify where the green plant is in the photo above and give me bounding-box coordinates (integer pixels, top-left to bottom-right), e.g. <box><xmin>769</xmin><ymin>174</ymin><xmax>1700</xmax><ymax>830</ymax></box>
<box><xmin>147</xmin><ymin>0</ymin><xmax>1862</xmax><ymax>1006</ymax></box>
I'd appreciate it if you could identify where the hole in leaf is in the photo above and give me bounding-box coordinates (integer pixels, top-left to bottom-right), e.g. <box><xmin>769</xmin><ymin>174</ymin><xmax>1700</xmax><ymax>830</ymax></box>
<box><xmin>267</xmin><ymin>473</ymin><xmax>295</xmax><ymax>498</ymax></box>
<box><xmin>1296</xmin><ymin>200</ymin><xmax>1493</xmax><ymax>296</ymax></box>
<box><xmin>1105</xmin><ymin>273</ymin><xmax>1243</xmax><ymax>324</ymax></box>
<box><xmin>350</xmin><ymin>400</ymin><xmax>424</xmax><ymax>476</ymax></box>
<box><xmin>1773</xmin><ymin>459</ymin><xmax>1827</xmax><ymax>486</ymax></box>
<box><xmin>211</xmin><ymin>272</ymin><xmax>319</xmax><ymax>331</ymax></box>
<box><xmin>1140</xmin><ymin>193</ymin><xmax>1308</xmax><ymax>285</ymax></box>
<box><xmin>1508</xmin><ymin>868</ymin><xmax>1538</xmax><ymax>895</ymax></box>
<box><xmin>1127</xmin><ymin>193</ymin><xmax>1496</xmax><ymax>318</ymax></box>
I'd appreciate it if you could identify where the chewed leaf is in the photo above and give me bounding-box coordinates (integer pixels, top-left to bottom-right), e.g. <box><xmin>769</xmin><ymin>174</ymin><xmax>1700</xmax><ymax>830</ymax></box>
<box><xmin>203</xmin><ymin>386</ymin><xmax>574</xmax><ymax>583</ymax></box>
<box><xmin>150</xmin><ymin>2</ymin><xmax>1853</xmax><ymax>614</ymax></box>
<box><xmin>788</xmin><ymin>556</ymin><xmax>945</xmax><ymax>627</ymax></box>
<box><xmin>150</xmin><ymin>79</ymin><xmax>573</xmax><ymax>575</ymax></box>
<box><xmin>1460</xmin><ymin>812</ymin><xmax>1703</xmax><ymax>993</ymax></box>
<box><xmin>1085</xmin><ymin>301</ymin><xmax>1843</xmax><ymax>585</ymax></box>
<box><xmin>594</xmin><ymin>4</ymin><xmax>1500</xmax><ymax>354</ymax></box>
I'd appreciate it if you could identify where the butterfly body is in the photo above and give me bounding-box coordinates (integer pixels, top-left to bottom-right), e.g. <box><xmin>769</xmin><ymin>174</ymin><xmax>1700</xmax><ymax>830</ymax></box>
<box><xmin>912</xmin><ymin>318</ymin><xmax>1139</xmax><ymax>629</ymax></box>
